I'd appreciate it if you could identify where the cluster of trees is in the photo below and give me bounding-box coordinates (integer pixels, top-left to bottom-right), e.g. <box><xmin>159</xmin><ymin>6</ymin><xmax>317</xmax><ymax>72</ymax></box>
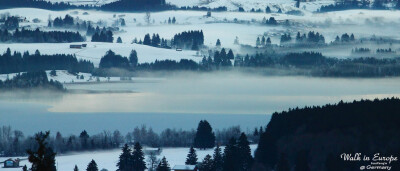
<box><xmin>318</xmin><ymin>0</ymin><xmax>393</xmax><ymax>12</ymax></box>
<box><xmin>280</xmin><ymin>33</ymin><xmax>292</xmax><ymax>43</ymax></box>
<box><xmin>52</xmin><ymin>14</ymin><xmax>74</xmax><ymax>27</ymax></box>
<box><xmin>256</xmin><ymin>36</ymin><xmax>272</xmax><ymax>47</ymax></box>
<box><xmin>167</xmin><ymin>17</ymin><xmax>176</xmax><ymax>24</ymax></box>
<box><xmin>376</xmin><ymin>48</ymin><xmax>394</xmax><ymax>53</ymax></box>
<box><xmin>117</xmin><ymin>143</ymin><xmax>146</xmax><ymax>171</ymax></box>
<box><xmin>137</xmin><ymin>59</ymin><xmax>200</xmax><ymax>71</ymax></box>
<box><xmin>125</xmin><ymin>126</ymin><xmax>195</xmax><ymax>147</ymax></box>
<box><xmin>234</xmin><ymin>51</ymin><xmax>400</xmax><ymax>76</ymax></box>
<box><xmin>352</xmin><ymin>47</ymin><xmax>371</xmax><ymax>53</ymax></box>
<box><xmin>0</xmin><ymin>71</ymin><xmax>64</xmax><ymax>91</ymax></box>
<box><xmin>1</xmin><ymin>16</ymin><xmax>19</xmax><ymax>29</ymax></box>
<box><xmin>333</xmin><ymin>33</ymin><xmax>355</xmax><ymax>43</ymax></box>
<box><xmin>98</xmin><ymin>50</ymin><xmax>138</xmax><ymax>70</ymax></box>
<box><xmin>0</xmin><ymin>28</ymin><xmax>85</xmax><ymax>43</ymax></box>
<box><xmin>235</xmin><ymin>52</ymin><xmax>327</xmax><ymax>68</ymax></box>
<box><xmin>0</xmin><ymin>48</ymin><xmax>94</xmax><ymax>74</ymax></box>
<box><xmin>179</xmin><ymin>6</ymin><xmax>227</xmax><ymax>12</ymax></box>
<box><xmin>172</xmin><ymin>30</ymin><xmax>204</xmax><ymax>50</ymax></box>
<box><xmin>0</xmin><ymin>128</ymin><xmax>124</xmax><ymax>156</ymax></box>
<box><xmin>91</xmin><ymin>29</ymin><xmax>113</xmax><ymax>42</ymax></box>
<box><xmin>263</xmin><ymin>17</ymin><xmax>277</xmax><ymax>25</ymax></box>
<box><xmin>255</xmin><ymin>98</ymin><xmax>400</xmax><ymax>171</ymax></box>
<box><xmin>295</xmin><ymin>31</ymin><xmax>325</xmax><ymax>44</ymax></box>
<box><xmin>125</xmin><ymin>124</ymin><xmax>257</xmax><ymax>148</ymax></box>
<box><xmin>141</xmin><ymin>33</ymin><xmax>169</xmax><ymax>48</ymax></box>
<box><xmin>198</xmin><ymin>48</ymin><xmax>235</xmax><ymax>70</ymax></box>
<box><xmin>120</xmin><ymin>133</ymin><xmax>254</xmax><ymax>171</ymax></box>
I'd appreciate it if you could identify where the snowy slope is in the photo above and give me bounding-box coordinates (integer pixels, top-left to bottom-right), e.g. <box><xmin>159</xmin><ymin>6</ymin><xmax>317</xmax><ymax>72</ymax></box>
<box><xmin>0</xmin><ymin>145</ymin><xmax>258</xmax><ymax>171</ymax></box>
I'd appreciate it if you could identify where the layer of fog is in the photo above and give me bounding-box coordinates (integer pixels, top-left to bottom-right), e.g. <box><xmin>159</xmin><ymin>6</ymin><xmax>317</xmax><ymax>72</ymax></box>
<box><xmin>4</xmin><ymin>71</ymin><xmax>396</xmax><ymax>114</ymax></box>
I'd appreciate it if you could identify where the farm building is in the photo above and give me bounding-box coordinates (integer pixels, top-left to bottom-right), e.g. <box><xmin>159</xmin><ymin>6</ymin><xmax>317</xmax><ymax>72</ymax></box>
<box><xmin>2</xmin><ymin>158</ymin><xmax>20</xmax><ymax>168</ymax></box>
<box><xmin>172</xmin><ymin>165</ymin><xmax>197</xmax><ymax>171</ymax></box>
<box><xmin>70</xmin><ymin>44</ymin><xmax>82</xmax><ymax>49</ymax></box>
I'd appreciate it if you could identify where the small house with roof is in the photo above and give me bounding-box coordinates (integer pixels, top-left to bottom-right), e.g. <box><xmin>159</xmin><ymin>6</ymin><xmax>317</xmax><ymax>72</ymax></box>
<box><xmin>3</xmin><ymin>158</ymin><xmax>20</xmax><ymax>168</ymax></box>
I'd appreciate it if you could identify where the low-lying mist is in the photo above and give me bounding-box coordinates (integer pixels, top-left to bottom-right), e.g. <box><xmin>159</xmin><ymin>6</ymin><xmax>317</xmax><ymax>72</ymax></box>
<box><xmin>1</xmin><ymin>71</ymin><xmax>397</xmax><ymax>114</ymax></box>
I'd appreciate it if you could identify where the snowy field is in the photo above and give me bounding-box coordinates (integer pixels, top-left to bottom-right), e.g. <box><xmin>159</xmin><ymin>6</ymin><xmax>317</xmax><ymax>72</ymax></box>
<box><xmin>0</xmin><ymin>145</ymin><xmax>257</xmax><ymax>171</ymax></box>
<box><xmin>2</xmin><ymin>8</ymin><xmax>400</xmax><ymax>51</ymax></box>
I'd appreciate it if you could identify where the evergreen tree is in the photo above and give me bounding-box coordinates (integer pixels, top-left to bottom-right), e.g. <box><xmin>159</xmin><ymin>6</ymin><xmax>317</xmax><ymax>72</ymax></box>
<box><xmin>185</xmin><ymin>147</ymin><xmax>198</xmax><ymax>165</ymax></box>
<box><xmin>266</xmin><ymin>37</ymin><xmax>271</xmax><ymax>44</ymax></box>
<box><xmin>121</xmin><ymin>18</ymin><xmax>126</xmax><ymax>26</ymax></box>
<box><xmin>213</xmin><ymin>145</ymin><xmax>223</xmax><ymax>171</ymax></box>
<box><xmin>79</xmin><ymin>130</ymin><xmax>90</xmax><ymax>149</ymax></box>
<box><xmin>27</xmin><ymin>131</ymin><xmax>57</xmax><ymax>171</ymax></box>
<box><xmin>200</xmin><ymin>155</ymin><xmax>214</xmax><ymax>171</ymax></box>
<box><xmin>156</xmin><ymin>157</ymin><xmax>170</xmax><ymax>171</ymax></box>
<box><xmin>117</xmin><ymin>37</ymin><xmax>122</xmax><ymax>43</ymax></box>
<box><xmin>276</xmin><ymin>154</ymin><xmax>290</xmax><ymax>171</ymax></box>
<box><xmin>193</xmin><ymin>120</ymin><xmax>216</xmax><ymax>149</ymax></box>
<box><xmin>129</xmin><ymin>50</ymin><xmax>138</xmax><ymax>68</ymax></box>
<box><xmin>87</xmin><ymin>160</ymin><xmax>98</xmax><ymax>171</ymax></box>
<box><xmin>216</xmin><ymin>39</ymin><xmax>221</xmax><ymax>46</ymax></box>
<box><xmin>256</xmin><ymin>37</ymin><xmax>261</xmax><ymax>46</ymax></box>
<box><xmin>237</xmin><ymin>133</ymin><xmax>253</xmax><ymax>171</ymax></box>
<box><xmin>261</xmin><ymin>36</ymin><xmax>266</xmax><ymax>46</ymax></box>
<box><xmin>296</xmin><ymin>0</ymin><xmax>300</xmax><ymax>8</ymax></box>
<box><xmin>22</xmin><ymin>165</ymin><xmax>28</xmax><ymax>171</ymax></box>
<box><xmin>74</xmin><ymin>165</ymin><xmax>79</xmax><ymax>171</ymax></box>
<box><xmin>227</xmin><ymin>50</ymin><xmax>234</xmax><ymax>60</ymax></box>
<box><xmin>117</xmin><ymin>144</ymin><xmax>132</xmax><ymax>171</ymax></box>
<box><xmin>143</xmin><ymin>34</ymin><xmax>151</xmax><ymax>45</ymax></box>
<box><xmin>266</xmin><ymin>6</ymin><xmax>271</xmax><ymax>13</ymax></box>
<box><xmin>172</xmin><ymin>17</ymin><xmax>176</xmax><ymax>24</ymax></box>
<box><xmin>132</xmin><ymin>142</ymin><xmax>147</xmax><ymax>171</ymax></box>
<box><xmin>222</xmin><ymin>138</ymin><xmax>238</xmax><ymax>171</ymax></box>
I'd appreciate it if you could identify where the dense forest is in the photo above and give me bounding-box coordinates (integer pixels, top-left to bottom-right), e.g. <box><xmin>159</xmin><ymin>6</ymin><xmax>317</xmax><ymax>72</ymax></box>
<box><xmin>0</xmin><ymin>71</ymin><xmax>64</xmax><ymax>91</ymax></box>
<box><xmin>255</xmin><ymin>98</ymin><xmax>400</xmax><ymax>171</ymax></box>
<box><xmin>0</xmin><ymin>48</ymin><xmax>94</xmax><ymax>74</ymax></box>
<box><xmin>172</xmin><ymin>30</ymin><xmax>204</xmax><ymax>50</ymax></box>
<box><xmin>0</xmin><ymin>28</ymin><xmax>85</xmax><ymax>43</ymax></box>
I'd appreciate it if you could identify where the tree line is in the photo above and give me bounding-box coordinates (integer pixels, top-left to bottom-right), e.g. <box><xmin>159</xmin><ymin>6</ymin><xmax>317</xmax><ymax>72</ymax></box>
<box><xmin>0</xmin><ymin>71</ymin><xmax>64</xmax><ymax>91</ymax></box>
<box><xmin>0</xmin><ymin>28</ymin><xmax>85</xmax><ymax>43</ymax></box>
<box><xmin>0</xmin><ymin>48</ymin><xmax>94</xmax><ymax>74</ymax></box>
<box><xmin>172</xmin><ymin>30</ymin><xmax>204</xmax><ymax>50</ymax></box>
<box><xmin>317</xmin><ymin>0</ymin><xmax>399</xmax><ymax>12</ymax></box>
<box><xmin>0</xmin><ymin>120</ymin><xmax>260</xmax><ymax>157</ymax></box>
<box><xmin>17</xmin><ymin>120</ymin><xmax>255</xmax><ymax>171</ymax></box>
